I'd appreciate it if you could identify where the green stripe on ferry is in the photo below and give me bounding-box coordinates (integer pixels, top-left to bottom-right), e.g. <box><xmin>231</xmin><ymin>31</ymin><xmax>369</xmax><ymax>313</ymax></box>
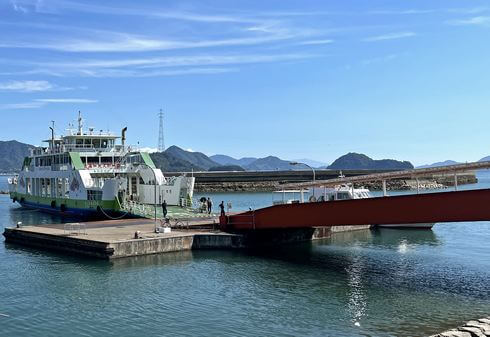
<box><xmin>10</xmin><ymin>192</ymin><xmax>120</xmax><ymax>211</ymax></box>
<box><xmin>22</xmin><ymin>157</ymin><xmax>31</xmax><ymax>169</ymax></box>
<box><xmin>69</xmin><ymin>152</ymin><xmax>84</xmax><ymax>170</ymax></box>
<box><xmin>141</xmin><ymin>152</ymin><xmax>156</xmax><ymax>169</ymax></box>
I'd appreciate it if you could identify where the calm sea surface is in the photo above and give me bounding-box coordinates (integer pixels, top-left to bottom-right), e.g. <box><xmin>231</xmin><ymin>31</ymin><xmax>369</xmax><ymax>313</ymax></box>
<box><xmin>1</xmin><ymin>173</ymin><xmax>489</xmax><ymax>337</ymax></box>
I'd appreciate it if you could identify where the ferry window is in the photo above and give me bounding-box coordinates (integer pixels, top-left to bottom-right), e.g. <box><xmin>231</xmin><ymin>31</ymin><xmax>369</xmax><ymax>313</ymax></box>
<box><xmin>93</xmin><ymin>139</ymin><xmax>101</xmax><ymax>148</ymax></box>
<box><xmin>102</xmin><ymin>140</ymin><xmax>107</xmax><ymax>148</ymax></box>
<box><xmin>88</xmin><ymin>157</ymin><xmax>99</xmax><ymax>164</ymax></box>
<box><xmin>65</xmin><ymin>178</ymin><xmax>69</xmax><ymax>196</ymax></box>
<box><xmin>101</xmin><ymin>157</ymin><xmax>112</xmax><ymax>164</ymax></box>
<box><xmin>337</xmin><ymin>192</ymin><xmax>350</xmax><ymax>200</ymax></box>
<box><xmin>139</xmin><ymin>177</ymin><xmax>145</xmax><ymax>184</ymax></box>
<box><xmin>87</xmin><ymin>190</ymin><xmax>103</xmax><ymax>201</ymax></box>
<box><xmin>76</xmin><ymin>139</ymin><xmax>83</xmax><ymax>146</ymax></box>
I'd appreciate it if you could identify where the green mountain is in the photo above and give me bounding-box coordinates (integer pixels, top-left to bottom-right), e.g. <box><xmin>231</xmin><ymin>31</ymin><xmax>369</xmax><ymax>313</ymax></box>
<box><xmin>150</xmin><ymin>152</ymin><xmax>205</xmax><ymax>172</ymax></box>
<box><xmin>210</xmin><ymin>154</ymin><xmax>257</xmax><ymax>167</ymax></box>
<box><xmin>244</xmin><ymin>156</ymin><xmax>293</xmax><ymax>171</ymax></box>
<box><xmin>165</xmin><ymin>146</ymin><xmax>219</xmax><ymax>170</ymax></box>
<box><xmin>328</xmin><ymin>153</ymin><xmax>413</xmax><ymax>170</ymax></box>
<box><xmin>417</xmin><ymin>160</ymin><xmax>461</xmax><ymax>168</ymax></box>
<box><xmin>0</xmin><ymin>140</ymin><xmax>36</xmax><ymax>173</ymax></box>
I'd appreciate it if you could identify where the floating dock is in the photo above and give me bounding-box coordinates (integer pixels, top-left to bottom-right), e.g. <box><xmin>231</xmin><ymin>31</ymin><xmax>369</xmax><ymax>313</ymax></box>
<box><xmin>2</xmin><ymin>217</ymin><xmax>369</xmax><ymax>259</ymax></box>
<box><xmin>3</xmin><ymin>218</ymin><xmax>245</xmax><ymax>259</ymax></box>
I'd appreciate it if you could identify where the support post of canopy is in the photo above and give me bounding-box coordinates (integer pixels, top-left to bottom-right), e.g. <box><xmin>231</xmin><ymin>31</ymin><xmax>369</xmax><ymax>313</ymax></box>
<box><xmin>454</xmin><ymin>172</ymin><xmax>458</xmax><ymax>191</ymax></box>
<box><xmin>416</xmin><ymin>177</ymin><xmax>420</xmax><ymax>194</ymax></box>
<box><xmin>382</xmin><ymin>180</ymin><xmax>387</xmax><ymax>197</ymax></box>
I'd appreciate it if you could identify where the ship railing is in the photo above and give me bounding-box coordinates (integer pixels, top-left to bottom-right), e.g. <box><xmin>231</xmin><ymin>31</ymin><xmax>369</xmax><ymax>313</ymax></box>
<box><xmin>64</xmin><ymin>223</ymin><xmax>87</xmax><ymax>236</ymax></box>
<box><xmin>122</xmin><ymin>200</ymin><xmax>154</xmax><ymax>218</ymax></box>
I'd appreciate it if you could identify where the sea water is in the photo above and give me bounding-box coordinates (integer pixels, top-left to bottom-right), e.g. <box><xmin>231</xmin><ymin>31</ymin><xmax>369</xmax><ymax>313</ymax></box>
<box><xmin>0</xmin><ymin>174</ymin><xmax>489</xmax><ymax>337</ymax></box>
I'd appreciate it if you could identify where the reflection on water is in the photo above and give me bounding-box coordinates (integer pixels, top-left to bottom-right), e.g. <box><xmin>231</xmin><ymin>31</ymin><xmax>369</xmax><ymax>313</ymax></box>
<box><xmin>346</xmin><ymin>254</ymin><xmax>367</xmax><ymax>327</ymax></box>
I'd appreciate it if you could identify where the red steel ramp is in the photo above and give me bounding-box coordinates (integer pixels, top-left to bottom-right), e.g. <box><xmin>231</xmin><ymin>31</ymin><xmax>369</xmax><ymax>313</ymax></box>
<box><xmin>221</xmin><ymin>189</ymin><xmax>490</xmax><ymax>230</ymax></box>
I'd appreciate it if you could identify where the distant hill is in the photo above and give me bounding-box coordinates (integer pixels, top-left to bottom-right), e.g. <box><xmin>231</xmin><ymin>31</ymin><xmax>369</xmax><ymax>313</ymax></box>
<box><xmin>210</xmin><ymin>154</ymin><xmax>257</xmax><ymax>167</ymax></box>
<box><xmin>0</xmin><ymin>140</ymin><xmax>36</xmax><ymax>172</ymax></box>
<box><xmin>417</xmin><ymin>160</ymin><xmax>461</xmax><ymax>169</ymax></box>
<box><xmin>244</xmin><ymin>156</ymin><xmax>292</xmax><ymax>171</ymax></box>
<box><xmin>208</xmin><ymin>165</ymin><xmax>245</xmax><ymax>172</ymax></box>
<box><xmin>328</xmin><ymin>153</ymin><xmax>413</xmax><ymax>170</ymax></box>
<box><xmin>479</xmin><ymin>156</ymin><xmax>490</xmax><ymax>162</ymax></box>
<box><xmin>165</xmin><ymin>146</ymin><xmax>218</xmax><ymax>170</ymax></box>
<box><xmin>150</xmin><ymin>152</ymin><xmax>204</xmax><ymax>172</ymax></box>
<box><xmin>291</xmin><ymin>158</ymin><xmax>329</xmax><ymax>168</ymax></box>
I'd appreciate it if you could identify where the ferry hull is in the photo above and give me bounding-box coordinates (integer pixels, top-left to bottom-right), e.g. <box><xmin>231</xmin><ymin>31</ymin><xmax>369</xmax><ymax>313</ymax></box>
<box><xmin>223</xmin><ymin>188</ymin><xmax>490</xmax><ymax>230</ymax></box>
<box><xmin>11</xmin><ymin>193</ymin><xmax>125</xmax><ymax>220</ymax></box>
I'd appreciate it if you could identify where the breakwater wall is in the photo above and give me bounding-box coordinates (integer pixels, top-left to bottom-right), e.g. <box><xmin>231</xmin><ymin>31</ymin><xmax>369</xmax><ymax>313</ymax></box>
<box><xmin>430</xmin><ymin>316</ymin><xmax>490</xmax><ymax>337</ymax></box>
<box><xmin>165</xmin><ymin>170</ymin><xmax>478</xmax><ymax>192</ymax></box>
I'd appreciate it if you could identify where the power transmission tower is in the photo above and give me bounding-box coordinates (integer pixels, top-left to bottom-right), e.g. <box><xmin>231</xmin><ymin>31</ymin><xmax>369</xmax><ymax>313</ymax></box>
<box><xmin>158</xmin><ymin>109</ymin><xmax>165</xmax><ymax>152</ymax></box>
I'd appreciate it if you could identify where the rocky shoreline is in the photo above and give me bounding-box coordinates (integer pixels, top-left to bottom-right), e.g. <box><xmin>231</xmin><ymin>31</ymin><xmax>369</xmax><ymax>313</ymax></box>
<box><xmin>430</xmin><ymin>316</ymin><xmax>490</xmax><ymax>336</ymax></box>
<box><xmin>195</xmin><ymin>174</ymin><xmax>478</xmax><ymax>193</ymax></box>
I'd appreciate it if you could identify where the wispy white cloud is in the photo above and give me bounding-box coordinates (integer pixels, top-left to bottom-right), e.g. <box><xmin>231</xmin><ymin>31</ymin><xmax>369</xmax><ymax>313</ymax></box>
<box><xmin>0</xmin><ymin>97</ymin><xmax>97</xmax><ymax>110</ymax></box>
<box><xmin>140</xmin><ymin>147</ymin><xmax>159</xmax><ymax>153</ymax></box>
<box><xmin>368</xmin><ymin>9</ymin><xmax>435</xmax><ymax>15</ymax></box>
<box><xmin>447</xmin><ymin>16</ymin><xmax>490</xmax><ymax>26</ymax></box>
<box><xmin>0</xmin><ymin>80</ymin><xmax>53</xmax><ymax>92</ymax></box>
<box><xmin>368</xmin><ymin>7</ymin><xmax>489</xmax><ymax>15</ymax></box>
<box><xmin>298</xmin><ymin>39</ymin><xmax>334</xmax><ymax>45</ymax></box>
<box><xmin>0</xmin><ymin>101</ymin><xmax>45</xmax><ymax>110</ymax></box>
<box><xmin>364</xmin><ymin>31</ymin><xmax>416</xmax><ymax>42</ymax></box>
<box><xmin>35</xmin><ymin>98</ymin><xmax>97</xmax><ymax>103</ymax></box>
<box><xmin>446</xmin><ymin>7</ymin><xmax>489</xmax><ymax>15</ymax></box>
<box><xmin>9</xmin><ymin>0</ymin><xmax>258</xmax><ymax>23</ymax></box>
<box><xmin>5</xmin><ymin>53</ymin><xmax>318</xmax><ymax>78</ymax></box>
<box><xmin>0</xmin><ymin>29</ymin><xmax>313</xmax><ymax>53</ymax></box>
<box><xmin>10</xmin><ymin>0</ymin><xmax>28</xmax><ymax>13</ymax></box>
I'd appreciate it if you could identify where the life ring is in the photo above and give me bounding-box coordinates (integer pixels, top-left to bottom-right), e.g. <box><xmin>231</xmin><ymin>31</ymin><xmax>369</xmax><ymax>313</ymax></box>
<box><xmin>309</xmin><ymin>196</ymin><xmax>317</xmax><ymax>202</ymax></box>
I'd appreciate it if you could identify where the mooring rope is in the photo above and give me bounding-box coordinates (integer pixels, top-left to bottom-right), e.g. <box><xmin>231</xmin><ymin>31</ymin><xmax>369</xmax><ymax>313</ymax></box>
<box><xmin>98</xmin><ymin>205</ymin><xmax>130</xmax><ymax>220</ymax></box>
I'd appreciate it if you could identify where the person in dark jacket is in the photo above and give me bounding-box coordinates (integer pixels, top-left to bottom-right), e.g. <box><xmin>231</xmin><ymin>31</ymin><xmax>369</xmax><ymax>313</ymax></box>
<box><xmin>219</xmin><ymin>201</ymin><xmax>225</xmax><ymax>216</ymax></box>
<box><xmin>207</xmin><ymin>197</ymin><xmax>213</xmax><ymax>214</ymax></box>
<box><xmin>162</xmin><ymin>200</ymin><xmax>167</xmax><ymax>219</ymax></box>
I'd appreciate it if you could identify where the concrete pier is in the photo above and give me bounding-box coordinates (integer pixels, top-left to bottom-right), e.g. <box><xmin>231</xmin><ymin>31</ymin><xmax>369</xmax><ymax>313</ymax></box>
<box><xmin>3</xmin><ymin>218</ymin><xmax>371</xmax><ymax>259</ymax></box>
<box><xmin>3</xmin><ymin>218</ymin><xmax>244</xmax><ymax>259</ymax></box>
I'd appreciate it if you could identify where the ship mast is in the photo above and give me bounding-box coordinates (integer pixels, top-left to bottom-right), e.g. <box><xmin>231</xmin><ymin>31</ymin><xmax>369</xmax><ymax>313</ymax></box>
<box><xmin>78</xmin><ymin>111</ymin><xmax>83</xmax><ymax>135</ymax></box>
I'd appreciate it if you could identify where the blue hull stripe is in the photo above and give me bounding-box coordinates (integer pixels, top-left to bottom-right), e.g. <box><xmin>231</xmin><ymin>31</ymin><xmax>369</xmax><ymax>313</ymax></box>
<box><xmin>18</xmin><ymin>200</ymin><xmax>123</xmax><ymax>219</ymax></box>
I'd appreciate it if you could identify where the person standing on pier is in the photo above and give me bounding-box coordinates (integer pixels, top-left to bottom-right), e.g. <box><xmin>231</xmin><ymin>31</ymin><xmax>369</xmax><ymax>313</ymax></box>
<box><xmin>162</xmin><ymin>200</ymin><xmax>167</xmax><ymax>219</ymax></box>
<box><xmin>207</xmin><ymin>197</ymin><xmax>213</xmax><ymax>214</ymax></box>
<box><xmin>219</xmin><ymin>201</ymin><xmax>225</xmax><ymax>216</ymax></box>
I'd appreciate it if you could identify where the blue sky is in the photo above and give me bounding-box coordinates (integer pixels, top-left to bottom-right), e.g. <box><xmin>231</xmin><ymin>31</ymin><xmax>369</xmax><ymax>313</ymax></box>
<box><xmin>0</xmin><ymin>0</ymin><xmax>489</xmax><ymax>166</ymax></box>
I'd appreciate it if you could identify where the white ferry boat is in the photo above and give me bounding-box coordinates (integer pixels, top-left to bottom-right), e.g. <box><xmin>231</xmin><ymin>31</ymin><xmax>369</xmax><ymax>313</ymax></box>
<box><xmin>8</xmin><ymin>113</ymin><xmax>195</xmax><ymax>219</ymax></box>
